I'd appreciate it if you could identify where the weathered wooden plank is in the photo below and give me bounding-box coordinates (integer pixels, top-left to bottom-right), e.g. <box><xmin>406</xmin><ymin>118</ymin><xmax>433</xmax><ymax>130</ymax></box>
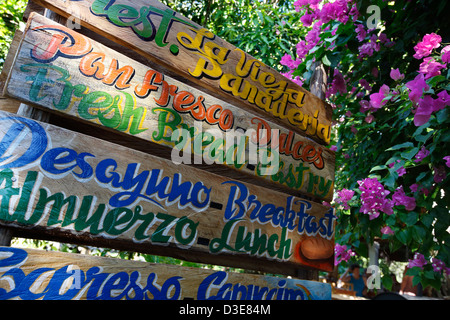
<box><xmin>22</xmin><ymin>0</ymin><xmax>46</xmax><ymax>22</ymax></box>
<box><xmin>0</xmin><ymin>97</ymin><xmax>21</xmax><ymax>114</ymax></box>
<box><xmin>31</xmin><ymin>0</ymin><xmax>333</xmax><ymax>146</ymax></box>
<box><xmin>5</xmin><ymin>14</ymin><xmax>335</xmax><ymax>202</ymax></box>
<box><xmin>0</xmin><ymin>111</ymin><xmax>335</xmax><ymax>273</ymax></box>
<box><xmin>0</xmin><ymin>30</ymin><xmax>23</xmax><ymax>95</ymax></box>
<box><xmin>0</xmin><ymin>246</ymin><xmax>331</xmax><ymax>300</ymax></box>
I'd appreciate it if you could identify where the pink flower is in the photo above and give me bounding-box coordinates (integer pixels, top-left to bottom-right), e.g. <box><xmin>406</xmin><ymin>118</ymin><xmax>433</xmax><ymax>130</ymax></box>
<box><xmin>319</xmin><ymin>0</ymin><xmax>350</xmax><ymax>24</ymax></box>
<box><xmin>372</xmin><ymin>67</ymin><xmax>379</xmax><ymax>78</ymax></box>
<box><xmin>359</xmin><ymin>100</ymin><xmax>370</xmax><ymax>113</ymax></box>
<box><xmin>293</xmin><ymin>0</ymin><xmax>308</xmax><ymax>11</ymax></box>
<box><xmin>378</xmin><ymin>33</ymin><xmax>388</xmax><ymax>43</ymax></box>
<box><xmin>431</xmin><ymin>258</ymin><xmax>446</xmax><ymax>273</ymax></box>
<box><xmin>419</xmin><ymin>57</ymin><xmax>446</xmax><ymax>79</ymax></box>
<box><xmin>414</xmin><ymin>95</ymin><xmax>436</xmax><ymax>126</ymax></box>
<box><xmin>349</xmin><ymin>4</ymin><xmax>359</xmax><ymax>20</ymax></box>
<box><xmin>358</xmin><ymin>43</ymin><xmax>374</xmax><ymax>59</ymax></box>
<box><xmin>296</xmin><ymin>40</ymin><xmax>309</xmax><ymax>61</ymax></box>
<box><xmin>441</xmin><ymin>45</ymin><xmax>450</xmax><ymax>63</ymax></box>
<box><xmin>397</xmin><ymin>166</ymin><xmax>406</xmax><ymax>176</ymax></box>
<box><xmin>280</xmin><ymin>54</ymin><xmax>296</xmax><ymax>69</ymax></box>
<box><xmin>358</xmin><ymin>34</ymin><xmax>382</xmax><ymax>59</ymax></box>
<box><xmin>369</xmin><ymin>84</ymin><xmax>390</xmax><ymax>110</ymax></box>
<box><xmin>369</xmin><ymin>93</ymin><xmax>386</xmax><ymax>110</ymax></box>
<box><xmin>300</xmin><ymin>13</ymin><xmax>314</xmax><ymax>26</ymax></box>
<box><xmin>381</xmin><ymin>226</ymin><xmax>394</xmax><ymax>235</ymax></box>
<box><xmin>335</xmin><ymin>188</ymin><xmax>355</xmax><ymax>209</ymax></box>
<box><xmin>305</xmin><ymin>22</ymin><xmax>322</xmax><ymax>48</ymax></box>
<box><xmin>414</xmin><ymin>146</ymin><xmax>430</xmax><ymax>163</ymax></box>
<box><xmin>413</xmin><ymin>33</ymin><xmax>442</xmax><ymax>59</ymax></box>
<box><xmin>409</xmin><ymin>183</ymin><xmax>429</xmax><ymax>196</ymax></box>
<box><xmin>359</xmin><ymin>79</ymin><xmax>371</xmax><ymax>91</ymax></box>
<box><xmin>406</xmin><ymin>74</ymin><xmax>429</xmax><ymax>104</ymax></box>
<box><xmin>437</xmin><ymin>90</ymin><xmax>450</xmax><ymax>106</ymax></box>
<box><xmin>409</xmin><ymin>183</ymin><xmax>419</xmax><ymax>192</ymax></box>
<box><xmin>330</xmin><ymin>145</ymin><xmax>338</xmax><ymax>151</ymax></box>
<box><xmin>332</xmin><ymin>69</ymin><xmax>347</xmax><ymax>94</ymax></box>
<box><xmin>355</xmin><ymin>24</ymin><xmax>366</xmax><ymax>42</ymax></box>
<box><xmin>322</xmin><ymin>201</ymin><xmax>332</xmax><ymax>207</ymax></box>
<box><xmin>433</xmin><ymin>165</ymin><xmax>446</xmax><ymax>183</ymax></box>
<box><xmin>365</xmin><ymin>114</ymin><xmax>375</xmax><ymax>123</ymax></box>
<box><xmin>358</xmin><ymin>177</ymin><xmax>393</xmax><ymax>219</ymax></box>
<box><xmin>292</xmin><ymin>77</ymin><xmax>304</xmax><ymax>86</ymax></box>
<box><xmin>424</xmin><ymin>33</ymin><xmax>442</xmax><ymax>48</ymax></box>
<box><xmin>390</xmin><ymin>68</ymin><xmax>405</xmax><ymax>81</ymax></box>
<box><xmin>392</xmin><ymin>186</ymin><xmax>416</xmax><ymax>211</ymax></box>
<box><xmin>335</xmin><ymin>244</ymin><xmax>356</xmax><ymax>266</ymax></box>
<box><xmin>326</xmin><ymin>69</ymin><xmax>347</xmax><ymax>97</ymax></box>
<box><xmin>388</xmin><ymin>160</ymin><xmax>406</xmax><ymax>177</ymax></box>
<box><xmin>408</xmin><ymin>253</ymin><xmax>428</xmax><ymax>269</ymax></box>
<box><xmin>444</xmin><ymin>156</ymin><xmax>450</xmax><ymax>168</ymax></box>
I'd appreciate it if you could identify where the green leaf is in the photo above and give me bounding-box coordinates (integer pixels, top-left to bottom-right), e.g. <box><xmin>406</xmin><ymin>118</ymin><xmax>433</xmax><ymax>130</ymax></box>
<box><xmin>412</xmin><ymin>275</ymin><xmax>421</xmax><ymax>287</ymax></box>
<box><xmin>386</xmin><ymin>142</ymin><xmax>414</xmax><ymax>151</ymax></box>
<box><xmin>427</xmin><ymin>75</ymin><xmax>446</xmax><ymax>87</ymax></box>
<box><xmin>422</xmin><ymin>276</ymin><xmax>442</xmax><ymax>290</ymax></box>
<box><xmin>421</xmin><ymin>213</ymin><xmax>435</xmax><ymax>228</ymax></box>
<box><xmin>424</xmin><ymin>270</ymin><xmax>435</xmax><ymax>280</ymax></box>
<box><xmin>339</xmin><ymin>232</ymin><xmax>352</xmax><ymax>244</ymax></box>
<box><xmin>399</xmin><ymin>211</ymin><xmax>419</xmax><ymax>226</ymax></box>
<box><xmin>381</xmin><ymin>275</ymin><xmax>393</xmax><ymax>291</ymax></box>
<box><xmin>325</xmin><ymin>33</ymin><xmax>339</xmax><ymax>43</ymax></box>
<box><xmin>412</xmin><ymin>225</ymin><xmax>427</xmax><ymax>240</ymax></box>
<box><xmin>401</xmin><ymin>147</ymin><xmax>419</xmax><ymax>160</ymax></box>
<box><xmin>406</xmin><ymin>267</ymin><xmax>421</xmax><ymax>277</ymax></box>
<box><xmin>322</xmin><ymin>54</ymin><xmax>332</xmax><ymax>66</ymax></box>
<box><xmin>436</xmin><ymin>108</ymin><xmax>448</xmax><ymax>124</ymax></box>
<box><xmin>413</xmin><ymin>128</ymin><xmax>434</xmax><ymax>143</ymax></box>
<box><xmin>383</xmin><ymin>174</ymin><xmax>396</xmax><ymax>189</ymax></box>
<box><xmin>370</xmin><ymin>165</ymin><xmax>387</xmax><ymax>172</ymax></box>
<box><xmin>395</xmin><ymin>229</ymin><xmax>411</xmax><ymax>245</ymax></box>
<box><xmin>415</xmin><ymin>171</ymin><xmax>428</xmax><ymax>182</ymax></box>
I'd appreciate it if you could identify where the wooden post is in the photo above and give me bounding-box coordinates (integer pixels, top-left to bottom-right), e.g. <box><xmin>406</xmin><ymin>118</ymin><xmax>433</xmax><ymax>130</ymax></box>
<box><xmin>2</xmin><ymin>8</ymin><xmax>60</xmax><ymax>247</ymax></box>
<box><xmin>310</xmin><ymin>61</ymin><xmax>328</xmax><ymax>100</ymax></box>
<box><xmin>0</xmin><ymin>228</ymin><xmax>13</xmax><ymax>246</ymax></box>
<box><xmin>296</xmin><ymin>61</ymin><xmax>329</xmax><ymax>282</ymax></box>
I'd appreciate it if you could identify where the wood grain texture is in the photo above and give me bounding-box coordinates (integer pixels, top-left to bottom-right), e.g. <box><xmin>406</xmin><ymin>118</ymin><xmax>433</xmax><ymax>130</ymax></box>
<box><xmin>0</xmin><ymin>30</ymin><xmax>22</xmax><ymax>95</ymax></box>
<box><xmin>31</xmin><ymin>0</ymin><xmax>332</xmax><ymax>145</ymax></box>
<box><xmin>0</xmin><ymin>246</ymin><xmax>332</xmax><ymax>300</ymax></box>
<box><xmin>5</xmin><ymin>14</ymin><xmax>335</xmax><ymax>202</ymax></box>
<box><xmin>0</xmin><ymin>110</ymin><xmax>335</xmax><ymax>273</ymax></box>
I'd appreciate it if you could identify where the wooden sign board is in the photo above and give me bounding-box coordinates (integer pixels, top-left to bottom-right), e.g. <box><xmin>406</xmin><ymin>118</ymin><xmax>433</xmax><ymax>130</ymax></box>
<box><xmin>32</xmin><ymin>0</ymin><xmax>332</xmax><ymax>146</ymax></box>
<box><xmin>0</xmin><ymin>111</ymin><xmax>335</xmax><ymax>273</ymax></box>
<box><xmin>0</xmin><ymin>247</ymin><xmax>331</xmax><ymax>300</ymax></box>
<box><xmin>5</xmin><ymin>14</ymin><xmax>335</xmax><ymax>202</ymax></box>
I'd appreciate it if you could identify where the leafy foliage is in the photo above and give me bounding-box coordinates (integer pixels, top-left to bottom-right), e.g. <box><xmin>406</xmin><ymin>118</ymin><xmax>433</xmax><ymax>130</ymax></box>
<box><xmin>0</xmin><ymin>0</ymin><xmax>27</xmax><ymax>70</ymax></box>
<box><xmin>282</xmin><ymin>0</ymin><xmax>450</xmax><ymax>291</ymax></box>
<box><xmin>160</xmin><ymin>0</ymin><xmax>306</xmax><ymax>69</ymax></box>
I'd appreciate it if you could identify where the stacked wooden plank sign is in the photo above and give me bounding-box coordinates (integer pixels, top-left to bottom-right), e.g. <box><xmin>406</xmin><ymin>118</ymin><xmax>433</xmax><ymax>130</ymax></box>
<box><xmin>0</xmin><ymin>0</ymin><xmax>336</xmax><ymax>300</ymax></box>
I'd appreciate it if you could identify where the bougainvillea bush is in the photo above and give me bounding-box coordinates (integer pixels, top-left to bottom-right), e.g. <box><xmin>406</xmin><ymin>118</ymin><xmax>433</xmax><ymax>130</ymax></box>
<box><xmin>282</xmin><ymin>0</ymin><xmax>450</xmax><ymax>291</ymax></box>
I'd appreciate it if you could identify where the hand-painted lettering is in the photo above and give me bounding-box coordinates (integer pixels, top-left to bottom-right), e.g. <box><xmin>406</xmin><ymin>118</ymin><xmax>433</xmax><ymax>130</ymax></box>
<box><xmin>222</xmin><ymin>181</ymin><xmax>335</xmax><ymax>239</ymax></box>
<box><xmin>90</xmin><ymin>0</ymin><xmax>197</xmax><ymax>54</ymax></box>
<box><xmin>30</xmin><ymin>25</ymin><xmax>92</xmax><ymax>63</ymax></box>
<box><xmin>0</xmin><ymin>115</ymin><xmax>211</xmax><ymax>212</ymax></box>
<box><xmin>0</xmin><ymin>248</ymin><xmax>318</xmax><ymax>300</ymax></box>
